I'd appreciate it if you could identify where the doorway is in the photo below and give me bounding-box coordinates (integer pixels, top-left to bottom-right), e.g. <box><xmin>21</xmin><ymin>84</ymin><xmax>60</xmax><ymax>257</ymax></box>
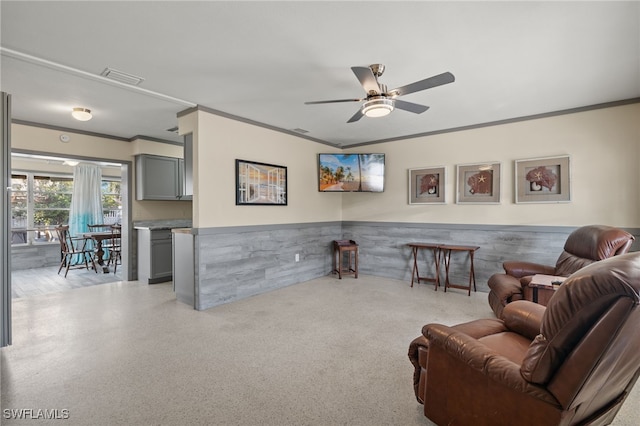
<box><xmin>9</xmin><ymin>151</ymin><xmax>132</xmax><ymax>298</ymax></box>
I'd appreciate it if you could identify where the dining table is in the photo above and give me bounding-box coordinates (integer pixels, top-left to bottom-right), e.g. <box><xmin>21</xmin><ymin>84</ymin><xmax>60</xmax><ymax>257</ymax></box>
<box><xmin>82</xmin><ymin>230</ymin><xmax>120</xmax><ymax>273</ymax></box>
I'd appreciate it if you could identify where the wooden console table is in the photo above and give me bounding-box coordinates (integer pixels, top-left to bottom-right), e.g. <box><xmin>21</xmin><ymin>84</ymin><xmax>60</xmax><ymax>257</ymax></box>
<box><xmin>407</xmin><ymin>242</ymin><xmax>441</xmax><ymax>288</ymax></box>
<box><xmin>408</xmin><ymin>242</ymin><xmax>480</xmax><ymax>296</ymax></box>
<box><xmin>439</xmin><ymin>244</ymin><xmax>480</xmax><ymax>296</ymax></box>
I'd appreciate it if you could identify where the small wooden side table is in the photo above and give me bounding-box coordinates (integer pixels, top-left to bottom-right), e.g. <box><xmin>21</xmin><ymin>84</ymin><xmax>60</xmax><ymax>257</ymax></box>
<box><xmin>407</xmin><ymin>242</ymin><xmax>441</xmax><ymax>289</ymax></box>
<box><xmin>333</xmin><ymin>240</ymin><xmax>358</xmax><ymax>279</ymax></box>
<box><xmin>439</xmin><ymin>244</ymin><xmax>480</xmax><ymax>296</ymax></box>
<box><xmin>525</xmin><ymin>274</ymin><xmax>565</xmax><ymax>305</ymax></box>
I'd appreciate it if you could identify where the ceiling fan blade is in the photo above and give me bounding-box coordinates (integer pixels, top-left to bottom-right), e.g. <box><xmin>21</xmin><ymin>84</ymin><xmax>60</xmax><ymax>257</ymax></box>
<box><xmin>304</xmin><ymin>98</ymin><xmax>362</xmax><ymax>105</ymax></box>
<box><xmin>390</xmin><ymin>72</ymin><xmax>455</xmax><ymax>97</ymax></box>
<box><xmin>347</xmin><ymin>109</ymin><xmax>364</xmax><ymax>123</ymax></box>
<box><xmin>351</xmin><ymin>66</ymin><xmax>381</xmax><ymax>95</ymax></box>
<box><xmin>393</xmin><ymin>99</ymin><xmax>430</xmax><ymax>114</ymax></box>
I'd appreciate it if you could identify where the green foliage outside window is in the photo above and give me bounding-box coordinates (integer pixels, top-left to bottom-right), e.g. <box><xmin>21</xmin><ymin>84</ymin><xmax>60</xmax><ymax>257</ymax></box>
<box><xmin>33</xmin><ymin>176</ymin><xmax>73</xmax><ymax>225</ymax></box>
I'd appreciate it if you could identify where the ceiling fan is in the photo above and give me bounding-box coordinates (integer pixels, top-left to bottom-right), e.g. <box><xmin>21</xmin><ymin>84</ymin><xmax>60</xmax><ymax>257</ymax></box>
<box><xmin>304</xmin><ymin>64</ymin><xmax>455</xmax><ymax>123</ymax></box>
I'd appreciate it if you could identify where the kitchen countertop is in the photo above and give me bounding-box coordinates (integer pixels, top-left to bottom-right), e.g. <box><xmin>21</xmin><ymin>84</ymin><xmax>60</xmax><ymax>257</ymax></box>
<box><xmin>171</xmin><ymin>228</ymin><xmax>193</xmax><ymax>234</ymax></box>
<box><xmin>133</xmin><ymin>219</ymin><xmax>192</xmax><ymax>230</ymax></box>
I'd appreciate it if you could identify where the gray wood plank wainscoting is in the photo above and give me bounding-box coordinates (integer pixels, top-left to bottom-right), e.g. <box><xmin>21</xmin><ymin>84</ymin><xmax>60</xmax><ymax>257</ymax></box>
<box><xmin>341</xmin><ymin>222</ymin><xmax>640</xmax><ymax>292</ymax></box>
<box><xmin>192</xmin><ymin>222</ymin><xmax>342</xmax><ymax>310</ymax></box>
<box><xmin>190</xmin><ymin>222</ymin><xmax>639</xmax><ymax>310</ymax></box>
<box><xmin>11</xmin><ymin>243</ymin><xmax>60</xmax><ymax>270</ymax></box>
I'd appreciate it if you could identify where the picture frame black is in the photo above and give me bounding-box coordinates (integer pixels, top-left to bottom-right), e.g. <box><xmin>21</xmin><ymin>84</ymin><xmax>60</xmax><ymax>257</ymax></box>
<box><xmin>235</xmin><ymin>159</ymin><xmax>287</xmax><ymax>206</ymax></box>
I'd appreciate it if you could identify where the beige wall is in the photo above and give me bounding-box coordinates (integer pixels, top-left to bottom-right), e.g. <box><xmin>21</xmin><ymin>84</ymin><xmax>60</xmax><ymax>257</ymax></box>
<box><xmin>10</xmin><ymin>123</ymin><xmax>192</xmax><ymax>221</ymax></box>
<box><xmin>13</xmin><ymin>102</ymin><xmax>639</xmax><ymax>228</ymax></box>
<box><xmin>343</xmin><ymin>103</ymin><xmax>640</xmax><ymax>227</ymax></box>
<box><xmin>180</xmin><ymin>110</ymin><xmax>342</xmax><ymax>228</ymax></box>
<box><xmin>186</xmin><ymin>103</ymin><xmax>638</xmax><ymax>229</ymax></box>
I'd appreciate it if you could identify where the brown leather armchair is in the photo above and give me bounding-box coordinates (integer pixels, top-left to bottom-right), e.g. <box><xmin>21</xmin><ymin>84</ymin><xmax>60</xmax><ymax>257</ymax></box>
<box><xmin>487</xmin><ymin>225</ymin><xmax>633</xmax><ymax>318</ymax></box>
<box><xmin>409</xmin><ymin>252</ymin><xmax>640</xmax><ymax>425</ymax></box>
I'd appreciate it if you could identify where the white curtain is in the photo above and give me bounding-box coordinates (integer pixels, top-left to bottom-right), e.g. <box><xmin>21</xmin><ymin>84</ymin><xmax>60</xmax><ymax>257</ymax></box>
<box><xmin>69</xmin><ymin>163</ymin><xmax>103</xmax><ymax>237</ymax></box>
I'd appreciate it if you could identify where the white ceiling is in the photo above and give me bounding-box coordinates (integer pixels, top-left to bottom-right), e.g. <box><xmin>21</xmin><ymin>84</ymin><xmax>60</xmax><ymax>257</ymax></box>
<box><xmin>1</xmin><ymin>1</ymin><xmax>639</xmax><ymax>148</ymax></box>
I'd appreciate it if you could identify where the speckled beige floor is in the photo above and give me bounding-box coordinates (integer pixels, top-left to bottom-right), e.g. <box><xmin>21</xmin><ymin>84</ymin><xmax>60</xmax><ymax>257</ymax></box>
<box><xmin>1</xmin><ymin>275</ymin><xmax>638</xmax><ymax>425</ymax></box>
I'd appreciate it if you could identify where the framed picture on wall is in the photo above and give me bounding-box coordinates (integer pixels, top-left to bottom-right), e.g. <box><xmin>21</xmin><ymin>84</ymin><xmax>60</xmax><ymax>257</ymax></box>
<box><xmin>235</xmin><ymin>159</ymin><xmax>287</xmax><ymax>205</ymax></box>
<box><xmin>408</xmin><ymin>166</ymin><xmax>446</xmax><ymax>204</ymax></box>
<box><xmin>515</xmin><ymin>155</ymin><xmax>570</xmax><ymax>203</ymax></box>
<box><xmin>456</xmin><ymin>162</ymin><xmax>501</xmax><ymax>204</ymax></box>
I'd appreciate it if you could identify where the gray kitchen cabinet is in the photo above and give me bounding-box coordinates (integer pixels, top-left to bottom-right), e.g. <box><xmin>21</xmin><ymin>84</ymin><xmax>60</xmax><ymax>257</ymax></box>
<box><xmin>135</xmin><ymin>133</ymin><xmax>193</xmax><ymax>201</ymax></box>
<box><xmin>136</xmin><ymin>154</ymin><xmax>182</xmax><ymax>200</ymax></box>
<box><xmin>136</xmin><ymin>152</ymin><xmax>192</xmax><ymax>201</ymax></box>
<box><xmin>137</xmin><ymin>228</ymin><xmax>173</xmax><ymax>284</ymax></box>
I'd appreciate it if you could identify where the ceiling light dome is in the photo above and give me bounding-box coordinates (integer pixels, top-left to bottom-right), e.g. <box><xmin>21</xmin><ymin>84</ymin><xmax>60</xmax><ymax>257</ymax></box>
<box><xmin>71</xmin><ymin>107</ymin><xmax>92</xmax><ymax>121</ymax></box>
<box><xmin>362</xmin><ymin>98</ymin><xmax>394</xmax><ymax>118</ymax></box>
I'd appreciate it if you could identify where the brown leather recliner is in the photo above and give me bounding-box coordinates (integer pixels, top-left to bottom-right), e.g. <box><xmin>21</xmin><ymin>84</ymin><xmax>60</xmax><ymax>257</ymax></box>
<box><xmin>408</xmin><ymin>252</ymin><xmax>640</xmax><ymax>425</ymax></box>
<box><xmin>487</xmin><ymin>225</ymin><xmax>633</xmax><ymax>318</ymax></box>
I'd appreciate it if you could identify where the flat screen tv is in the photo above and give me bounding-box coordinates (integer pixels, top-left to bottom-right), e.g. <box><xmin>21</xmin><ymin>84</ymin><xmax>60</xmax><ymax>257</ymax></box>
<box><xmin>318</xmin><ymin>153</ymin><xmax>385</xmax><ymax>192</ymax></box>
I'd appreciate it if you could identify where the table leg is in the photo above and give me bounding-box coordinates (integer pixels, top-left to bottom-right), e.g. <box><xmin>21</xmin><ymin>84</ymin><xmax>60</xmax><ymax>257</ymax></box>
<box><xmin>433</xmin><ymin>248</ymin><xmax>441</xmax><ymax>291</ymax></box>
<box><xmin>410</xmin><ymin>246</ymin><xmax>441</xmax><ymax>289</ymax></box>
<box><xmin>442</xmin><ymin>249</ymin><xmax>449</xmax><ymax>292</ymax></box>
<box><xmin>468</xmin><ymin>251</ymin><xmax>476</xmax><ymax>296</ymax></box>
<box><xmin>354</xmin><ymin>248</ymin><xmax>358</xmax><ymax>279</ymax></box>
<box><xmin>94</xmin><ymin>240</ymin><xmax>110</xmax><ymax>273</ymax></box>
<box><xmin>411</xmin><ymin>247</ymin><xmax>419</xmax><ymax>287</ymax></box>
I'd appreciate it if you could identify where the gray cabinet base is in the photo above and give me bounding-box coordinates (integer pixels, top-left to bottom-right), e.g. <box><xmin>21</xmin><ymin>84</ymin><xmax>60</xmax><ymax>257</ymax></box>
<box><xmin>148</xmin><ymin>276</ymin><xmax>172</xmax><ymax>284</ymax></box>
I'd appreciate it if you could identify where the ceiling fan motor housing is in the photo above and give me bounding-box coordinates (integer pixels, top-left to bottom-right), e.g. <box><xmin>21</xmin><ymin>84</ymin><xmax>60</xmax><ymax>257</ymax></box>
<box><xmin>362</xmin><ymin>97</ymin><xmax>394</xmax><ymax>117</ymax></box>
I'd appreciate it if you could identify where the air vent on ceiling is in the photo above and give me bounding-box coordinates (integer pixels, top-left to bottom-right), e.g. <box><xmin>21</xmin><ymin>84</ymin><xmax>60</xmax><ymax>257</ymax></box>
<box><xmin>166</xmin><ymin>126</ymin><xmax>179</xmax><ymax>133</ymax></box>
<box><xmin>100</xmin><ymin>67</ymin><xmax>145</xmax><ymax>86</ymax></box>
<box><xmin>292</xmin><ymin>128</ymin><xmax>310</xmax><ymax>134</ymax></box>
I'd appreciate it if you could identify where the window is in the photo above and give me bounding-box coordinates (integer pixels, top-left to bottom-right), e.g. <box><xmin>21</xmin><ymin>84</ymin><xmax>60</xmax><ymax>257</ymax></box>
<box><xmin>10</xmin><ymin>172</ymin><xmax>121</xmax><ymax>245</ymax></box>
<box><xmin>102</xmin><ymin>179</ymin><xmax>122</xmax><ymax>224</ymax></box>
<box><xmin>10</xmin><ymin>174</ymin><xmax>27</xmax><ymax>228</ymax></box>
<box><xmin>33</xmin><ymin>175</ymin><xmax>73</xmax><ymax>227</ymax></box>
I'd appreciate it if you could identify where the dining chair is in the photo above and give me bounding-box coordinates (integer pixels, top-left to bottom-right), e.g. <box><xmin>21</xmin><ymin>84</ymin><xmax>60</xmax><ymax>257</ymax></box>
<box><xmin>107</xmin><ymin>224</ymin><xmax>122</xmax><ymax>273</ymax></box>
<box><xmin>54</xmin><ymin>225</ymin><xmax>97</xmax><ymax>277</ymax></box>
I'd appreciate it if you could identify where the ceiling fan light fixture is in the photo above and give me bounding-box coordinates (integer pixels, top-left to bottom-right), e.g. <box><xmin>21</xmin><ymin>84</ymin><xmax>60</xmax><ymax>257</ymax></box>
<box><xmin>71</xmin><ymin>107</ymin><xmax>92</xmax><ymax>121</ymax></box>
<box><xmin>362</xmin><ymin>98</ymin><xmax>394</xmax><ymax>118</ymax></box>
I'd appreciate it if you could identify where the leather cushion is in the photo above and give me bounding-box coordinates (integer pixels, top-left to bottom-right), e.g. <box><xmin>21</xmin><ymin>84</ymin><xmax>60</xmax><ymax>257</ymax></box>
<box><xmin>561</xmin><ymin>225</ymin><xmax>633</xmax><ymax>261</ymax></box>
<box><xmin>556</xmin><ymin>225</ymin><xmax>633</xmax><ymax>276</ymax></box>
<box><xmin>520</xmin><ymin>253</ymin><xmax>640</xmax><ymax>384</ymax></box>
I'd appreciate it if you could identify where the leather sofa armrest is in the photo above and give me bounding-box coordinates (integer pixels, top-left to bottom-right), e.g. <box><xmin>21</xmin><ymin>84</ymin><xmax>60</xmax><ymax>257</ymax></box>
<box><xmin>503</xmin><ymin>261</ymin><xmax>556</xmax><ymax>278</ymax></box>
<box><xmin>424</xmin><ymin>323</ymin><xmax>558</xmax><ymax>402</ymax></box>
<box><xmin>501</xmin><ymin>300</ymin><xmax>545</xmax><ymax>340</ymax></box>
<box><xmin>424</xmin><ymin>323</ymin><xmax>495</xmax><ymax>371</ymax></box>
<box><xmin>487</xmin><ymin>274</ymin><xmax>525</xmax><ymax>312</ymax></box>
<box><xmin>408</xmin><ymin>335</ymin><xmax>429</xmax><ymax>402</ymax></box>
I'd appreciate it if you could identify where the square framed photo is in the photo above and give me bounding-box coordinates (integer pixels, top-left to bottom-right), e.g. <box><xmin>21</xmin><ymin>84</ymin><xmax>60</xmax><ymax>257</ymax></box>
<box><xmin>456</xmin><ymin>162</ymin><xmax>501</xmax><ymax>204</ymax></box>
<box><xmin>409</xmin><ymin>166</ymin><xmax>446</xmax><ymax>204</ymax></box>
<box><xmin>515</xmin><ymin>155</ymin><xmax>570</xmax><ymax>203</ymax></box>
<box><xmin>235</xmin><ymin>159</ymin><xmax>287</xmax><ymax>205</ymax></box>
